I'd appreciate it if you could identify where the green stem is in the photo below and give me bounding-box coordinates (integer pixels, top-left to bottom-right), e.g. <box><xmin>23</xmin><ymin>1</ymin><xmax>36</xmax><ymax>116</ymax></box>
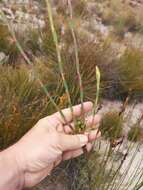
<box><xmin>91</xmin><ymin>66</ymin><xmax>101</xmax><ymax>144</ymax></box>
<box><xmin>92</xmin><ymin>66</ymin><xmax>101</xmax><ymax>117</ymax></box>
<box><xmin>102</xmin><ymin>138</ymin><xmax>124</xmax><ymax>190</ymax></box>
<box><xmin>67</xmin><ymin>0</ymin><xmax>84</xmax><ymax>121</ymax></box>
<box><xmin>45</xmin><ymin>0</ymin><xmax>75</xmax><ymax>125</ymax></box>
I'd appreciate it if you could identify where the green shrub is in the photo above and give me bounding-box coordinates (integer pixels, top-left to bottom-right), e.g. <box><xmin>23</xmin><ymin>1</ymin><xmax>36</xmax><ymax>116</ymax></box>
<box><xmin>56</xmin><ymin>0</ymin><xmax>87</xmax><ymax>18</ymax></box>
<box><xmin>128</xmin><ymin>125</ymin><xmax>143</xmax><ymax>142</ymax></box>
<box><xmin>118</xmin><ymin>48</ymin><xmax>143</xmax><ymax>99</ymax></box>
<box><xmin>100</xmin><ymin>0</ymin><xmax>138</xmax><ymax>37</ymax></box>
<box><xmin>0</xmin><ymin>64</ymin><xmax>58</xmax><ymax>149</ymax></box>
<box><xmin>0</xmin><ymin>24</ymin><xmax>10</xmax><ymax>53</ymax></box>
<box><xmin>0</xmin><ymin>23</ymin><xmax>25</xmax><ymax>65</ymax></box>
<box><xmin>71</xmin><ymin>38</ymin><xmax>119</xmax><ymax>100</ymax></box>
<box><xmin>113</xmin><ymin>10</ymin><xmax>137</xmax><ymax>37</ymax></box>
<box><xmin>100</xmin><ymin>111</ymin><xmax>123</xmax><ymax>142</ymax></box>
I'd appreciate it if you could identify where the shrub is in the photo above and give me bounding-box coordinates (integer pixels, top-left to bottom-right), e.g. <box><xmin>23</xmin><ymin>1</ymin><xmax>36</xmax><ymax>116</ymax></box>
<box><xmin>118</xmin><ymin>48</ymin><xmax>143</xmax><ymax>99</ymax></box>
<box><xmin>0</xmin><ymin>23</ymin><xmax>10</xmax><ymax>53</ymax></box>
<box><xmin>56</xmin><ymin>0</ymin><xmax>87</xmax><ymax>18</ymax></box>
<box><xmin>100</xmin><ymin>0</ymin><xmax>138</xmax><ymax>37</ymax></box>
<box><xmin>100</xmin><ymin>111</ymin><xmax>123</xmax><ymax>142</ymax></box>
<box><xmin>113</xmin><ymin>11</ymin><xmax>136</xmax><ymax>37</ymax></box>
<box><xmin>128</xmin><ymin>125</ymin><xmax>142</xmax><ymax>142</ymax></box>
<box><xmin>71</xmin><ymin>38</ymin><xmax>120</xmax><ymax>100</ymax></box>
<box><xmin>0</xmin><ymin>64</ymin><xmax>58</xmax><ymax>149</ymax></box>
<box><xmin>0</xmin><ymin>23</ymin><xmax>26</xmax><ymax>65</ymax></box>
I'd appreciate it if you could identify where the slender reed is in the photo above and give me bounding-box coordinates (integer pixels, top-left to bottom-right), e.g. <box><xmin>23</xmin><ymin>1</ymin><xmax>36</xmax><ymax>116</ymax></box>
<box><xmin>113</xmin><ymin>113</ymin><xmax>143</xmax><ymax>189</ymax></box>
<box><xmin>45</xmin><ymin>0</ymin><xmax>76</xmax><ymax>126</ymax></box>
<box><xmin>134</xmin><ymin>169</ymin><xmax>143</xmax><ymax>190</ymax></box>
<box><xmin>111</xmin><ymin>143</ymin><xmax>141</xmax><ymax>190</ymax></box>
<box><xmin>90</xmin><ymin>66</ymin><xmax>101</xmax><ymax>139</ymax></box>
<box><xmin>67</xmin><ymin>0</ymin><xmax>84</xmax><ymax>121</ymax></box>
<box><xmin>124</xmin><ymin>155</ymin><xmax>143</xmax><ymax>190</ymax></box>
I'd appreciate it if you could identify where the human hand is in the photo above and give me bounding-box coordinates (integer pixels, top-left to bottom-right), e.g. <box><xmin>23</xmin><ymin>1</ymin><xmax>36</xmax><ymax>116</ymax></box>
<box><xmin>10</xmin><ymin>102</ymin><xmax>101</xmax><ymax>188</ymax></box>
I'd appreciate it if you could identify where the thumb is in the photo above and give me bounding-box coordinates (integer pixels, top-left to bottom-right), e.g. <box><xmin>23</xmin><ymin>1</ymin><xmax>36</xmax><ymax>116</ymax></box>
<box><xmin>58</xmin><ymin>134</ymin><xmax>88</xmax><ymax>151</ymax></box>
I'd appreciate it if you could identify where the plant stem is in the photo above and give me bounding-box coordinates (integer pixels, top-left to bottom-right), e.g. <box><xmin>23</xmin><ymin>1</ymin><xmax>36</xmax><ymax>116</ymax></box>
<box><xmin>91</xmin><ymin>66</ymin><xmax>101</xmax><ymax>140</ymax></box>
<box><xmin>111</xmin><ymin>143</ymin><xmax>140</xmax><ymax>190</ymax></box>
<box><xmin>67</xmin><ymin>0</ymin><xmax>84</xmax><ymax>122</ymax></box>
<box><xmin>92</xmin><ymin>66</ymin><xmax>101</xmax><ymax>117</ymax></box>
<box><xmin>124</xmin><ymin>155</ymin><xmax>143</xmax><ymax>190</ymax></box>
<box><xmin>45</xmin><ymin>0</ymin><xmax>76</xmax><ymax>126</ymax></box>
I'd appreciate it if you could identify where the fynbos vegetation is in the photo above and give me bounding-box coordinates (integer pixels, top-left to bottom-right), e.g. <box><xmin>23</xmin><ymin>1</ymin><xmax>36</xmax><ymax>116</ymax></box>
<box><xmin>1</xmin><ymin>0</ymin><xmax>143</xmax><ymax>189</ymax></box>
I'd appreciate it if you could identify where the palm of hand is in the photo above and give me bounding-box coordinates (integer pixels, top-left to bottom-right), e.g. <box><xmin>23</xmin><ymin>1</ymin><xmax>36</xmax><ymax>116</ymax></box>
<box><xmin>15</xmin><ymin>102</ymin><xmax>101</xmax><ymax>188</ymax></box>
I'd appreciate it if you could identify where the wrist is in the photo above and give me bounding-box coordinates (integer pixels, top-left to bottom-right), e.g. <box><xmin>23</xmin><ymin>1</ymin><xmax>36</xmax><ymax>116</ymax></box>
<box><xmin>0</xmin><ymin>145</ymin><xmax>25</xmax><ymax>190</ymax></box>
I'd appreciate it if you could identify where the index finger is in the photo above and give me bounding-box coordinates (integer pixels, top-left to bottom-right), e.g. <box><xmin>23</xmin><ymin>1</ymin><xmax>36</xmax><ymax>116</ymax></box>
<box><xmin>53</xmin><ymin>102</ymin><xmax>93</xmax><ymax>124</ymax></box>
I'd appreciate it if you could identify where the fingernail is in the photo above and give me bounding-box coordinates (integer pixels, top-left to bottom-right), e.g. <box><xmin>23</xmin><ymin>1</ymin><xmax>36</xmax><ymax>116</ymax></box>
<box><xmin>77</xmin><ymin>135</ymin><xmax>88</xmax><ymax>146</ymax></box>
